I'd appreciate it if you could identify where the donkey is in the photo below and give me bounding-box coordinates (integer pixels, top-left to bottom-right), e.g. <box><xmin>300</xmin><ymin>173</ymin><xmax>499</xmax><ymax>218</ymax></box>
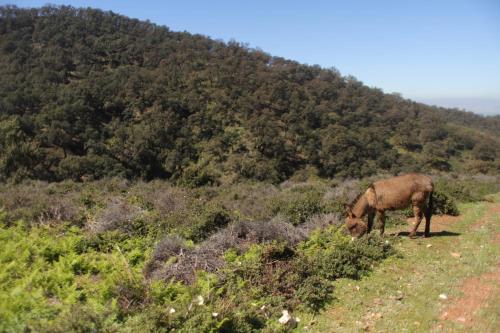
<box><xmin>345</xmin><ymin>173</ymin><xmax>434</xmax><ymax>238</ymax></box>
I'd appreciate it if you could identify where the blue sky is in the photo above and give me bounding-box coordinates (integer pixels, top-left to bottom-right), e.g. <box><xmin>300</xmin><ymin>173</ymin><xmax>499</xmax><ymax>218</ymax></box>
<box><xmin>6</xmin><ymin>0</ymin><xmax>500</xmax><ymax>115</ymax></box>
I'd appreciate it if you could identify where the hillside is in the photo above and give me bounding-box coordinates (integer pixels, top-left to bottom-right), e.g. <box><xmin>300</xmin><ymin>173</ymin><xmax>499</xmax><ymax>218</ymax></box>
<box><xmin>0</xmin><ymin>5</ymin><xmax>499</xmax><ymax>184</ymax></box>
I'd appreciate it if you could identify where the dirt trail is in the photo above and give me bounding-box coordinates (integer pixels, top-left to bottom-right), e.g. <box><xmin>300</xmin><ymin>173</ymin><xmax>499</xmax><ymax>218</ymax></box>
<box><xmin>437</xmin><ymin>203</ymin><xmax>500</xmax><ymax>329</ymax></box>
<box><xmin>439</xmin><ymin>266</ymin><xmax>500</xmax><ymax>327</ymax></box>
<box><xmin>472</xmin><ymin>203</ymin><xmax>500</xmax><ymax>229</ymax></box>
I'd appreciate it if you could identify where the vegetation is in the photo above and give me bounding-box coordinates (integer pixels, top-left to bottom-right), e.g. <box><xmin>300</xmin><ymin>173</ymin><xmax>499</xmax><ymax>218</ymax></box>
<box><xmin>0</xmin><ymin>175</ymin><xmax>498</xmax><ymax>331</ymax></box>
<box><xmin>0</xmin><ymin>198</ymin><xmax>392</xmax><ymax>332</ymax></box>
<box><xmin>0</xmin><ymin>4</ymin><xmax>499</xmax><ymax>332</ymax></box>
<box><xmin>0</xmin><ymin>5</ymin><xmax>499</xmax><ymax>184</ymax></box>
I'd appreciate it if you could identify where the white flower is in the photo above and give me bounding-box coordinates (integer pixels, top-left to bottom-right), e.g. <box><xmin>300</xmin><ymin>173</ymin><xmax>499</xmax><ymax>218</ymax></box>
<box><xmin>212</xmin><ymin>312</ymin><xmax>218</xmax><ymax>317</ymax></box>
<box><xmin>295</xmin><ymin>317</ymin><xmax>301</xmax><ymax>322</ymax></box>
<box><xmin>278</xmin><ymin>310</ymin><xmax>291</xmax><ymax>324</ymax></box>
<box><xmin>169</xmin><ymin>308</ymin><xmax>176</xmax><ymax>314</ymax></box>
<box><xmin>196</xmin><ymin>295</ymin><xmax>204</xmax><ymax>305</ymax></box>
<box><xmin>439</xmin><ymin>293</ymin><xmax>448</xmax><ymax>300</ymax></box>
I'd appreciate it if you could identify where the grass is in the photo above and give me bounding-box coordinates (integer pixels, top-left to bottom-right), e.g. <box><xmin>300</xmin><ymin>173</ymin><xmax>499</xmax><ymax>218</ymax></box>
<box><xmin>298</xmin><ymin>194</ymin><xmax>500</xmax><ymax>332</ymax></box>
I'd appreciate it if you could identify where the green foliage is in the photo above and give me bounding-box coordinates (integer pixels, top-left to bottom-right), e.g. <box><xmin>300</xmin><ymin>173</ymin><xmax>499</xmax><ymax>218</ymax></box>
<box><xmin>0</xmin><ymin>210</ymin><xmax>394</xmax><ymax>332</ymax></box>
<box><xmin>295</xmin><ymin>275</ymin><xmax>334</xmax><ymax>312</ymax></box>
<box><xmin>432</xmin><ymin>190</ymin><xmax>459</xmax><ymax>216</ymax></box>
<box><xmin>299</xmin><ymin>226</ymin><xmax>395</xmax><ymax>280</ymax></box>
<box><xmin>435</xmin><ymin>176</ymin><xmax>500</xmax><ymax>203</ymax></box>
<box><xmin>0</xmin><ymin>5</ymin><xmax>498</xmax><ymax>185</ymax></box>
<box><xmin>182</xmin><ymin>203</ymin><xmax>232</xmax><ymax>242</ymax></box>
<box><xmin>271</xmin><ymin>187</ymin><xmax>325</xmax><ymax>225</ymax></box>
<box><xmin>178</xmin><ymin>157</ymin><xmax>220</xmax><ymax>188</ymax></box>
<box><xmin>429</xmin><ymin>175</ymin><xmax>500</xmax><ymax>216</ymax></box>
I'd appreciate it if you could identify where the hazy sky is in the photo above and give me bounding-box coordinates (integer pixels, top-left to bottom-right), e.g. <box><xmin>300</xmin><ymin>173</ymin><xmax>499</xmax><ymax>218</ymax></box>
<box><xmin>7</xmin><ymin>0</ymin><xmax>500</xmax><ymax>115</ymax></box>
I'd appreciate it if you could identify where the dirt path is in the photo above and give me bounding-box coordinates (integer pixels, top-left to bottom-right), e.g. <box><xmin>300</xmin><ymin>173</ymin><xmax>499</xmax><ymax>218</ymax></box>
<box><xmin>301</xmin><ymin>198</ymin><xmax>500</xmax><ymax>333</ymax></box>
<box><xmin>437</xmin><ymin>203</ymin><xmax>500</xmax><ymax>330</ymax></box>
<box><xmin>438</xmin><ymin>266</ymin><xmax>500</xmax><ymax>328</ymax></box>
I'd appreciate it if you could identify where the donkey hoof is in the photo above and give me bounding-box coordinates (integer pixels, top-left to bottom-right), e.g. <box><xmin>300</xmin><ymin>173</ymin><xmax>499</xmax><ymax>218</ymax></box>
<box><xmin>408</xmin><ymin>233</ymin><xmax>417</xmax><ymax>239</ymax></box>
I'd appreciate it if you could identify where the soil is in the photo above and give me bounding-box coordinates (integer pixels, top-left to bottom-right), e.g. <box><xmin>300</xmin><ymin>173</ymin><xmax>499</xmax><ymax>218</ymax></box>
<box><xmin>402</xmin><ymin>214</ymin><xmax>461</xmax><ymax>233</ymax></box>
<box><xmin>439</xmin><ymin>266</ymin><xmax>500</xmax><ymax>327</ymax></box>
<box><xmin>438</xmin><ymin>202</ymin><xmax>500</xmax><ymax>328</ymax></box>
<box><xmin>472</xmin><ymin>204</ymin><xmax>500</xmax><ymax>229</ymax></box>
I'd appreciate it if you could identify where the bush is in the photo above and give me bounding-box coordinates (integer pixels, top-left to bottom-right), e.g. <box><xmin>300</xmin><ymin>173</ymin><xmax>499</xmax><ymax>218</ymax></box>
<box><xmin>147</xmin><ymin>219</ymin><xmax>308</xmax><ymax>283</ymax></box>
<box><xmin>35</xmin><ymin>305</ymin><xmax>108</xmax><ymax>333</ymax></box>
<box><xmin>0</xmin><ymin>181</ymin><xmax>82</xmax><ymax>226</ymax></box>
<box><xmin>299</xmin><ymin>226</ymin><xmax>395</xmax><ymax>280</ymax></box>
<box><xmin>177</xmin><ymin>158</ymin><xmax>220</xmax><ymax>188</ymax></box>
<box><xmin>296</xmin><ymin>275</ymin><xmax>334</xmax><ymax>312</ymax></box>
<box><xmin>322</xmin><ymin>178</ymin><xmax>368</xmax><ymax>214</ymax></box>
<box><xmin>182</xmin><ymin>203</ymin><xmax>232</xmax><ymax>242</ymax></box>
<box><xmin>140</xmin><ymin>182</ymin><xmax>190</xmax><ymax>217</ymax></box>
<box><xmin>143</xmin><ymin>235</ymin><xmax>188</xmax><ymax>278</ymax></box>
<box><xmin>90</xmin><ymin>197</ymin><xmax>144</xmax><ymax>234</ymax></box>
<box><xmin>435</xmin><ymin>175</ymin><xmax>500</xmax><ymax>203</ymax></box>
<box><xmin>432</xmin><ymin>190</ymin><xmax>459</xmax><ymax>216</ymax></box>
<box><xmin>271</xmin><ymin>188</ymin><xmax>324</xmax><ymax>225</ymax></box>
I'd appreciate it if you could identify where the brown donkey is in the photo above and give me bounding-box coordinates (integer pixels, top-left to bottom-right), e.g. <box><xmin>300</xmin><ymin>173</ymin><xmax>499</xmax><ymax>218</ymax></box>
<box><xmin>345</xmin><ymin>173</ymin><xmax>434</xmax><ymax>238</ymax></box>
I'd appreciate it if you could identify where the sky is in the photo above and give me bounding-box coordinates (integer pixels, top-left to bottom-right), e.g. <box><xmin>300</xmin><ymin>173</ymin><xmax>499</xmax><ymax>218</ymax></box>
<box><xmin>6</xmin><ymin>0</ymin><xmax>500</xmax><ymax>115</ymax></box>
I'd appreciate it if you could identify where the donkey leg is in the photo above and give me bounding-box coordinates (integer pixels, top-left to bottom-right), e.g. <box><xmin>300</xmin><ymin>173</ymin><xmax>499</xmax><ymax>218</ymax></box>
<box><xmin>376</xmin><ymin>210</ymin><xmax>385</xmax><ymax>235</ymax></box>
<box><xmin>409</xmin><ymin>205</ymin><xmax>423</xmax><ymax>238</ymax></box>
<box><xmin>424</xmin><ymin>218</ymin><xmax>431</xmax><ymax>237</ymax></box>
<box><xmin>367</xmin><ymin>210</ymin><xmax>375</xmax><ymax>233</ymax></box>
<box><xmin>424</xmin><ymin>194</ymin><xmax>433</xmax><ymax>237</ymax></box>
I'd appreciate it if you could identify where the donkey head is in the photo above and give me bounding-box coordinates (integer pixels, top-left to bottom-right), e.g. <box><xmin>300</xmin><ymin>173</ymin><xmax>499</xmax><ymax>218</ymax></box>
<box><xmin>344</xmin><ymin>205</ymin><xmax>367</xmax><ymax>237</ymax></box>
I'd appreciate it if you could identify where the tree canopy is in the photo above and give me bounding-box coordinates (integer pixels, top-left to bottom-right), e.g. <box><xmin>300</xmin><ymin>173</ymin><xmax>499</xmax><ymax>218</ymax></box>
<box><xmin>0</xmin><ymin>5</ymin><xmax>498</xmax><ymax>184</ymax></box>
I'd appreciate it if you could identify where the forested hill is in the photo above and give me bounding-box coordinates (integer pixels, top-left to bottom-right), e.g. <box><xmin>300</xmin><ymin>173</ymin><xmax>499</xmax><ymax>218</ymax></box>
<box><xmin>0</xmin><ymin>5</ymin><xmax>498</xmax><ymax>184</ymax></box>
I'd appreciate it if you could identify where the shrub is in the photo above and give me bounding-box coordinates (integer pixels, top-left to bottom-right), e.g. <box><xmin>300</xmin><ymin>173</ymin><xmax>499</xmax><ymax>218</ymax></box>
<box><xmin>296</xmin><ymin>275</ymin><xmax>334</xmax><ymax>312</ymax></box>
<box><xmin>207</xmin><ymin>182</ymin><xmax>279</xmax><ymax>221</ymax></box>
<box><xmin>183</xmin><ymin>203</ymin><xmax>232</xmax><ymax>242</ymax></box>
<box><xmin>271</xmin><ymin>188</ymin><xmax>324</xmax><ymax>225</ymax></box>
<box><xmin>90</xmin><ymin>197</ymin><xmax>143</xmax><ymax>234</ymax></box>
<box><xmin>178</xmin><ymin>158</ymin><xmax>220</xmax><ymax>188</ymax></box>
<box><xmin>131</xmin><ymin>180</ymin><xmax>191</xmax><ymax>218</ymax></box>
<box><xmin>143</xmin><ymin>235</ymin><xmax>188</xmax><ymax>278</ymax></box>
<box><xmin>322</xmin><ymin>179</ymin><xmax>363</xmax><ymax>214</ymax></box>
<box><xmin>435</xmin><ymin>175</ymin><xmax>500</xmax><ymax>203</ymax></box>
<box><xmin>0</xmin><ymin>181</ymin><xmax>82</xmax><ymax>226</ymax></box>
<box><xmin>0</xmin><ymin>177</ymin><xmax>402</xmax><ymax>333</ymax></box>
<box><xmin>432</xmin><ymin>190</ymin><xmax>459</xmax><ymax>216</ymax></box>
<box><xmin>35</xmin><ymin>305</ymin><xmax>108</xmax><ymax>333</ymax></box>
<box><xmin>299</xmin><ymin>226</ymin><xmax>395</xmax><ymax>280</ymax></box>
<box><xmin>74</xmin><ymin>230</ymin><xmax>128</xmax><ymax>253</ymax></box>
<box><xmin>147</xmin><ymin>219</ymin><xmax>307</xmax><ymax>283</ymax></box>
<box><xmin>299</xmin><ymin>213</ymin><xmax>342</xmax><ymax>234</ymax></box>
<box><xmin>0</xmin><ymin>206</ymin><xmax>395</xmax><ymax>333</ymax></box>
<box><xmin>113</xmin><ymin>274</ymin><xmax>149</xmax><ymax>315</ymax></box>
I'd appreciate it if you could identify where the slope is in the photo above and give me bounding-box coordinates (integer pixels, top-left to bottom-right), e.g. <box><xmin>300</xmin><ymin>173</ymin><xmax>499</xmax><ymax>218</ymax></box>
<box><xmin>0</xmin><ymin>5</ymin><xmax>498</xmax><ymax>184</ymax></box>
